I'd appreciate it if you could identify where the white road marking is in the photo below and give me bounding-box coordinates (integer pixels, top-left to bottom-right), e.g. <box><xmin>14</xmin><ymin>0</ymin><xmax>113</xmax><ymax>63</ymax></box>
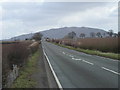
<box><xmin>75</xmin><ymin>58</ymin><xmax>82</xmax><ymax>61</ymax></box>
<box><xmin>69</xmin><ymin>55</ymin><xmax>74</xmax><ymax>57</ymax></box>
<box><xmin>72</xmin><ymin>57</ymin><xmax>75</xmax><ymax>60</ymax></box>
<box><xmin>62</xmin><ymin>52</ymin><xmax>65</xmax><ymax>54</ymax></box>
<box><xmin>95</xmin><ymin>55</ymin><xmax>119</xmax><ymax>62</ymax></box>
<box><xmin>101</xmin><ymin>67</ymin><xmax>120</xmax><ymax>75</ymax></box>
<box><xmin>43</xmin><ymin>49</ymin><xmax>63</xmax><ymax>89</ymax></box>
<box><xmin>82</xmin><ymin>60</ymin><xmax>94</xmax><ymax>65</ymax></box>
<box><xmin>72</xmin><ymin>58</ymin><xmax>81</xmax><ymax>61</ymax></box>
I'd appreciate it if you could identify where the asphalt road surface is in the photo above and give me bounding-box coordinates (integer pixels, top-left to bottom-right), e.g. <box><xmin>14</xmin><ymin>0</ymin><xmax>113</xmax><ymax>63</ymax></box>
<box><xmin>42</xmin><ymin>41</ymin><xmax>119</xmax><ymax>88</ymax></box>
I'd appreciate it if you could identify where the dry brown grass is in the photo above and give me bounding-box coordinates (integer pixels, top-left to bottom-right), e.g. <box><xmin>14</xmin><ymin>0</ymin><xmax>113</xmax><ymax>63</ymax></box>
<box><xmin>76</xmin><ymin>37</ymin><xmax>118</xmax><ymax>53</ymax></box>
<box><xmin>52</xmin><ymin>37</ymin><xmax>119</xmax><ymax>53</ymax></box>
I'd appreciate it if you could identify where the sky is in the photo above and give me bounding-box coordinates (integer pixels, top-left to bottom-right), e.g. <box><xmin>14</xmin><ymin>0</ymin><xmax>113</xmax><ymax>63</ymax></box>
<box><xmin>0</xmin><ymin>0</ymin><xmax>118</xmax><ymax>39</ymax></box>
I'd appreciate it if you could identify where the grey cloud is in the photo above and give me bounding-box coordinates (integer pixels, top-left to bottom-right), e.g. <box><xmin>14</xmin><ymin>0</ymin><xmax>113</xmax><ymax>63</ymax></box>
<box><xmin>2</xmin><ymin>2</ymin><xmax>108</xmax><ymax>21</ymax></box>
<box><xmin>1</xmin><ymin>2</ymin><xmax>117</xmax><ymax>39</ymax></box>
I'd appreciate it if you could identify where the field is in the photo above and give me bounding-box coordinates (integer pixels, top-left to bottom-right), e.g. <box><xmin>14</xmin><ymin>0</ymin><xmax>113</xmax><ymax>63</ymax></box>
<box><xmin>2</xmin><ymin>40</ymin><xmax>39</xmax><ymax>87</ymax></box>
<box><xmin>48</xmin><ymin>37</ymin><xmax>119</xmax><ymax>59</ymax></box>
<box><xmin>56</xmin><ymin>37</ymin><xmax>119</xmax><ymax>53</ymax></box>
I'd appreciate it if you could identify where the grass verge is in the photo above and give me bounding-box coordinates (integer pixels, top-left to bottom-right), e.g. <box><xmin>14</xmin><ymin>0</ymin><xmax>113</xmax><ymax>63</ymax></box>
<box><xmin>53</xmin><ymin>42</ymin><xmax>119</xmax><ymax>60</ymax></box>
<box><xmin>11</xmin><ymin>50</ymin><xmax>40</xmax><ymax>88</ymax></box>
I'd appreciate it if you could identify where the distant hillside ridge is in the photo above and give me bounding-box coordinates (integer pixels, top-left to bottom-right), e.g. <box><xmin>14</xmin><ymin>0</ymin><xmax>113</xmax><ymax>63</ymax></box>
<box><xmin>41</xmin><ymin>27</ymin><xmax>109</xmax><ymax>39</ymax></box>
<box><xmin>5</xmin><ymin>26</ymin><xmax>109</xmax><ymax>41</ymax></box>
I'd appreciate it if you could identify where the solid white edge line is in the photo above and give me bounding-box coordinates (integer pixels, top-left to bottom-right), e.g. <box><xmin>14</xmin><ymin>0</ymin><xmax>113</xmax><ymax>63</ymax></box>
<box><xmin>43</xmin><ymin>49</ymin><xmax>63</xmax><ymax>89</ymax></box>
<box><xmin>101</xmin><ymin>67</ymin><xmax>120</xmax><ymax>75</ymax></box>
<box><xmin>95</xmin><ymin>55</ymin><xmax>120</xmax><ymax>62</ymax></box>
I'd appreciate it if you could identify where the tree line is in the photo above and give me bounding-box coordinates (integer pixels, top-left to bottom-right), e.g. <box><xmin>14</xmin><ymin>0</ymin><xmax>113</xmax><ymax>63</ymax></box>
<box><xmin>65</xmin><ymin>30</ymin><xmax>119</xmax><ymax>39</ymax></box>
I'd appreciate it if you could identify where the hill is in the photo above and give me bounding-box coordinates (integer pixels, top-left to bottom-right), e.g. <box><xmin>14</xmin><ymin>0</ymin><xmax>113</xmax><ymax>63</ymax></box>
<box><xmin>4</xmin><ymin>27</ymin><xmax>109</xmax><ymax>41</ymax></box>
<box><xmin>41</xmin><ymin>27</ymin><xmax>108</xmax><ymax>39</ymax></box>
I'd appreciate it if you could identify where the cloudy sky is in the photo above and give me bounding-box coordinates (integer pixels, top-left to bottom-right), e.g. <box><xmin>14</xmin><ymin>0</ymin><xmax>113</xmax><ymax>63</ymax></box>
<box><xmin>0</xmin><ymin>1</ymin><xmax>118</xmax><ymax>39</ymax></box>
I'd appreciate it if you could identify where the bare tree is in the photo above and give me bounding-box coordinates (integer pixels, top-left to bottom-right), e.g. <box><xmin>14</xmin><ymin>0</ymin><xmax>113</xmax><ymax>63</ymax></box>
<box><xmin>102</xmin><ymin>33</ymin><xmax>106</xmax><ymax>37</ymax></box>
<box><xmin>80</xmin><ymin>33</ymin><xmax>85</xmax><ymax>38</ymax></box>
<box><xmin>67</xmin><ymin>31</ymin><xmax>76</xmax><ymax>39</ymax></box>
<box><xmin>90</xmin><ymin>32</ymin><xmax>95</xmax><ymax>38</ymax></box>
<box><xmin>113</xmin><ymin>33</ymin><xmax>118</xmax><ymax>37</ymax></box>
<box><xmin>32</xmin><ymin>33</ymin><xmax>43</xmax><ymax>41</ymax></box>
<box><xmin>96</xmin><ymin>32</ymin><xmax>101</xmax><ymax>37</ymax></box>
<box><xmin>107</xmin><ymin>30</ymin><xmax>113</xmax><ymax>37</ymax></box>
<box><xmin>118</xmin><ymin>31</ymin><xmax>120</xmax><ymax>37</ymax></box>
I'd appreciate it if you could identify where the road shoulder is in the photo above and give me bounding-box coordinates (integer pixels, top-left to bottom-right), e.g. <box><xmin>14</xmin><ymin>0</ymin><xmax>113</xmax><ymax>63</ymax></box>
<box><xmin>31</xmin><ymin>44</ymin><xmax>49</xmax><ymax>88</ymax></box>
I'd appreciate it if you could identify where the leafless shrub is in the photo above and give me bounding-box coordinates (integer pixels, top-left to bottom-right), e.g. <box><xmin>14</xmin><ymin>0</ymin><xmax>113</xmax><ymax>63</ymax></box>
<box><xmin>28</xmin><ymin>42</ymin><xmax>39</xmax><ymax>54</ymax></box>
<box><xmin>2</xmin><ymin>41</ymin><xmax>39</xmax><ymax>86</ymax></box>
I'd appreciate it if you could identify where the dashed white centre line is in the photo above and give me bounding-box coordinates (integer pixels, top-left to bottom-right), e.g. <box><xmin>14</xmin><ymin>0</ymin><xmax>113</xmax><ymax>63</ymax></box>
<box><xmin>69</xmin><ymin>55</ymin><xmax>74</xmax><ymax>57</ymax></box>
<box><xmin>75</xmin><ymin>58</ymin><xmax>81</xmax><ymax>61</ymax></box>
<box><xmin>82</xmin><ymin>60</ymin><xmax>94</xmax><ymax>65</ymax></box>
<box><xmin>72</xmin><ymin>58</ymin><xmax>82</xmax><ymax>61</ymax></box>
<box><xmin>101</xmin><ymin>67</ymin><xmax>120</xmax><ymax>75</ymax></box>
<box><xmin>62</xmin><ymin>52</ymin><xmax>65</xmax><ymax>54</ymax></box>
<box><xmin>72</xmin><ymin>57</ymin><xmax>75</xmax><ymax>59</ymax></box>
<box><xmin>72</xmin><ymin>57</ymin><xmax>82</xmax><ymax>61</ymax></box>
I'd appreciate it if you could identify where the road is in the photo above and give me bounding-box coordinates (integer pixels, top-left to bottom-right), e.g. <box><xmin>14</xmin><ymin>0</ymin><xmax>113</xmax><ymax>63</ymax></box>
<box><xmin>42</xmin><ymin>41</ymin><xmax>119</xmax><ymax>88</ymax></box>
